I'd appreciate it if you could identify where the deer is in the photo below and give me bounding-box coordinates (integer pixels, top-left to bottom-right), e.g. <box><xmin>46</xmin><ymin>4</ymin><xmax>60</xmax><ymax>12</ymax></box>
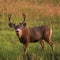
<box><xmin>8</xmin><ymin>13</ymin><xmax>54</xmax><ymax>55</ymax></box>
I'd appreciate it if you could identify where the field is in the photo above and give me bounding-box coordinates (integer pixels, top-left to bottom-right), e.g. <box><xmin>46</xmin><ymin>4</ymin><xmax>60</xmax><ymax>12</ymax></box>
<box><xmin>0</xmin><ymin>0</ymin><xmax>60</xmax><ymax>60</ymax></box>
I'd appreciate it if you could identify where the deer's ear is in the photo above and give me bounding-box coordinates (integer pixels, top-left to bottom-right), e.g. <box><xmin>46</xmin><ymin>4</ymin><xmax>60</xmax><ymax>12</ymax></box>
<box><xmin>8</xmin><ymin>23</ymin><xmax>16</xmax><ymax>28</ymax></box>
<box><xmin>23</xmin><ymin>22</ymin><xmax>26</xmax><ymax>27</ymax></box>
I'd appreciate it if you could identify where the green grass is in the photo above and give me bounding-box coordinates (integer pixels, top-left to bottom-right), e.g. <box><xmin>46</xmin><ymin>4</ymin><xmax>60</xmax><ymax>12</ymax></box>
<box><xmin>0</xmin><ymin>14</ymin><xmax>60</xmax><ymax>60</ymax></box>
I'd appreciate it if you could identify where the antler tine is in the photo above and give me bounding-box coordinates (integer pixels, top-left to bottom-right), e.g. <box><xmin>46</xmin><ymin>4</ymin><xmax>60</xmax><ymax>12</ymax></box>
<box><xmin>8</xmin><ymin>13</ymin><xmax>12</xmax><ymax>23</ymax></box>
<box><xmin>22</xmin><ymin>13</ymin><xmax>26</xmax><ymax>23</ymax></box>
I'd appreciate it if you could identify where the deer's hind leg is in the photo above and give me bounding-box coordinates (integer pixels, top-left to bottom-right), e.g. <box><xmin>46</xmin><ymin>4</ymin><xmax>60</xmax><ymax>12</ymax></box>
<box><xmin>45</xmin><ymin>38</ymin><xmax>54</xmax><ymax>60</ymax></box>
<box><xmin>45</xmin><ymin>38</ymin><xmax>54</xmax><ymax>52</ymax></box>
<box><xmin>40</xmin><ymin>40</ymin><xmax>45</xmax><ymax>52</ymax></box>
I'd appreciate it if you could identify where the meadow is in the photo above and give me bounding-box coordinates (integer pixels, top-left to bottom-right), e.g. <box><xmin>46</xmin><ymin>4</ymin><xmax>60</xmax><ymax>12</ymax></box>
<box><xmin>0</xmin><ymin>0</ymin><xmax>60</xmax><ymax>60</ymax></box>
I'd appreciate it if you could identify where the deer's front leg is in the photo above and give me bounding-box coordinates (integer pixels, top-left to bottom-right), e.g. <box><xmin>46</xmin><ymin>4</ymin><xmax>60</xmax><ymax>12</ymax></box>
<box><xmin>23</xmin><ymin>43</ymin><xmax>28</xmax><ymax>55</ymax></box>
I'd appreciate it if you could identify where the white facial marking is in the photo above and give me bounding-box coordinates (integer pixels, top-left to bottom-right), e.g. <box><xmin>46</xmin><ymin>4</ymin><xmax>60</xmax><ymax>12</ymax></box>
<box><xmin>16</xmin><ymin>28</ymin><xmax>20</xmax><ymax>32</ymax></box>
<box><xmin>16</xmin><ymin>28</ymin><xmax>22</xmax><ymax>37</ymax></box>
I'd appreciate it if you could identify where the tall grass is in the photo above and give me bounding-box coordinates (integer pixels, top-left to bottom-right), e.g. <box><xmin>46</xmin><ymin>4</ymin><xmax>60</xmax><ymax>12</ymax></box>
<box><xmin>0</xmin><ymin>0</ymin><xmax>60</xmax><ymax>17</ymax></box>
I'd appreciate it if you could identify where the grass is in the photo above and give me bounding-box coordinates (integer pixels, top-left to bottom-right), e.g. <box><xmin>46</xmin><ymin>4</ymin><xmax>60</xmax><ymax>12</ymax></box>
<box><xmin>0</xmin><ymin>13</ymin><xmax>60</xmax><ymax>60</ymax></box>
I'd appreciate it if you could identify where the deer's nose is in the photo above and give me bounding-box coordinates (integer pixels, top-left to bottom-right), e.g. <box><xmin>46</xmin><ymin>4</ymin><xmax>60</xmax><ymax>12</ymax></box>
<box><xmin>16</xmin><ymin>30</ymin><xmax>19</xmax><ymax>32</ymax></box>
<box><xmin>16</xmin><ymin>29</ymin><xmax>20</xmax><ymax>32</ymax></box>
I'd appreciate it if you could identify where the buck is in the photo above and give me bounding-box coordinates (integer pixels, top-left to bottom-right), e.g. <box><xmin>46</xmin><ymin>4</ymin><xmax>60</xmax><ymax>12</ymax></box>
<box><xmin>8</xmin><ymin>13</ymin><xmax>54</xmax><ymax>55</ymax></box>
